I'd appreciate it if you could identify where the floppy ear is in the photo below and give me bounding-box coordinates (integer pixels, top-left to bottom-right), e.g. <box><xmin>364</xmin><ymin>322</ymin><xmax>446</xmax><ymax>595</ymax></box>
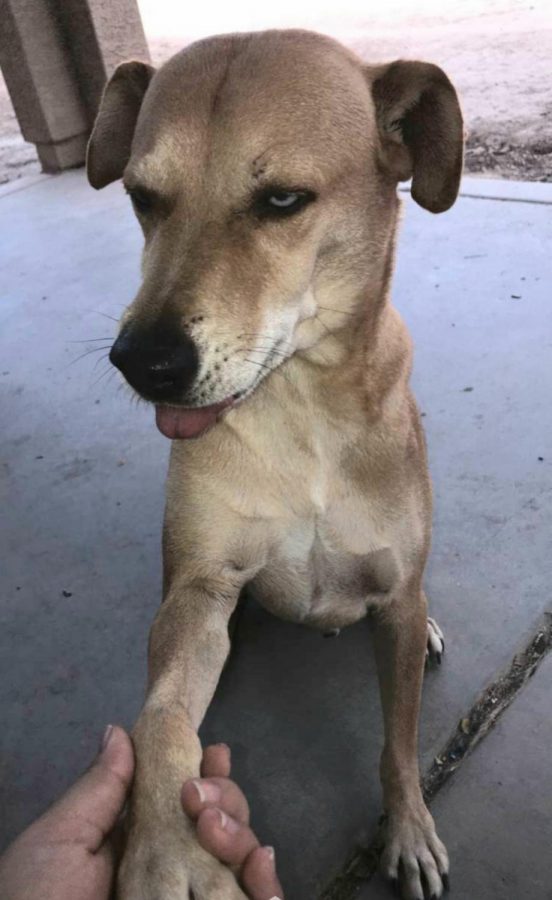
<box><xmin>86</xmin><ymin>61</ymin><xmax>155</xmax><ymax>190</ymax></box>
<box><xmin>369</xmin><ymin>61</ymin><xmax>464</xmax><ymax>213</ymax></box>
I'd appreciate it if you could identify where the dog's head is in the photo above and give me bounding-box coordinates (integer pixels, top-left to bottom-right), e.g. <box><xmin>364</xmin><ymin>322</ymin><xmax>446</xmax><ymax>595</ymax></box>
<box><xmin>87</xmin><ymin>30</ymin><xmax>463</xmax><ymax>439</ymax></box>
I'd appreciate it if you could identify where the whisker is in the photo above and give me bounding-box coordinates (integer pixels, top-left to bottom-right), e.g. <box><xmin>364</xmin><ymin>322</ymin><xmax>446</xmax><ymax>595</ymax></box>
<box><xmin>92</xmin><ymin>353</ymin><xmax>110</xmax><ymax>372</ymax></box>
<box><xmin>236</xmin><ymin>346</ymin><xmax>289</xmax><ymax>358</ymax></box>
<box><xmin>68</xmin><ymin>337</ymin><xmax>114</xmax><ymax>344</ymax></box>
<box><xmin>68</xmin><ymin>345</ymin><xmax>113</xmax><ymax>366</ymax></box>
<box><xmin>244</xmin><ymin>358</ymin><xmax>293</xmax><ymax>387</ymax></box>
<box><xmin>91</xmin><ymin>365</ymin><xmax>117</xmax><ymax>388</ymax></box>
<box><xmin>314</xmin><ymin>314</ymin><xmax>332</xmax><ymax>339</ymax></box>
<box><xmin>317</xmin><ymin>305</ymin><xmax>360</xmax><ymax>318</ymax></box>
<box><xmin>116</xmin><ymin>381</ymin><xmax>130</xmax><ymax>398</ymax></box>
<box><xmin>95</xmin><ymin>311</ymin><xmax>119</xmax><ymax>323</ymax></box>
<box><xmin>116</xmin><ymin>380</ymin><xmax>145</xmax><ymax>408</ymax></box>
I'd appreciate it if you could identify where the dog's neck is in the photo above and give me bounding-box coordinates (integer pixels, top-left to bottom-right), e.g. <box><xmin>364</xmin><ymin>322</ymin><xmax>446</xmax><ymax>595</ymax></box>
<box><xmin>239</xmin><ymin>282</ymin><xmax>412</xmax><ymax>445</ymax></box>
<box><xmin>290</xmin><ymin>216</ymin><xmax>411</xmax><ymax>408</ymax></box>
<box><xmin>220</xmin><ymin>289</ymin><xmax>412</xmax><ymax>479</ymax></box>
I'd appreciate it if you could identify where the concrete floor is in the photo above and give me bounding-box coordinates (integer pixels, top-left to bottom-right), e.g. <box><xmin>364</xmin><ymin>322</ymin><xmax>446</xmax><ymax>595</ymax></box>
<box><xmin>0</xmin><ymin>171</ymin><xmax>551</xmax><ymax>899</ymax></box>
<box><xmin>363</xmin><ymin>651</ymin><xmax>552</xmax><ymax>900</ymax></box>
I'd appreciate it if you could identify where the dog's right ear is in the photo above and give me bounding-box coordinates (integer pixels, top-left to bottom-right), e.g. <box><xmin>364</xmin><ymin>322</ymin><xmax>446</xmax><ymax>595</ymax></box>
<box><xmin>87</xmin><ymin>61</ymin><xmax>155</xmax><ymax>190</ymax></box>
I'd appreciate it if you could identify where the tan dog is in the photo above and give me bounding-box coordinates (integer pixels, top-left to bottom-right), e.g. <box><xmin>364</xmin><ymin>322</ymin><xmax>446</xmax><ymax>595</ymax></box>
<box><xmin>87</xmin><ymin>29</ymin><xmax>463</xmax><ymax>900</ymax></box>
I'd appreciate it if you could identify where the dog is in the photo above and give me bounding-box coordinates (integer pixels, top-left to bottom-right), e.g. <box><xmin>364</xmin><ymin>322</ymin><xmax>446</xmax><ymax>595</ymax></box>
<box><xmin>87</xmin><ymin>28</ymin><xmax>463</xmax><ymax>900</ymax></box>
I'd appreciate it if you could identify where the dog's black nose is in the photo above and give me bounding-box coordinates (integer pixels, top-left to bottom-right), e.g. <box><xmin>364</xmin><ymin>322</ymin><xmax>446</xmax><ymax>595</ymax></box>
<box><xmin>110</xmin><ymin>325</ymin><xmax>199</xmax><ymax>402</ymax></box>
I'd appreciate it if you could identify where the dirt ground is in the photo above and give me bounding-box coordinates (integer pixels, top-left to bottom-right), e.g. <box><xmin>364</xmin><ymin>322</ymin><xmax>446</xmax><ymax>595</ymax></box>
<box><xmin>1</xmin><ymin>0</ymin><xmax>551</xmax><ymax>185</ymax></box>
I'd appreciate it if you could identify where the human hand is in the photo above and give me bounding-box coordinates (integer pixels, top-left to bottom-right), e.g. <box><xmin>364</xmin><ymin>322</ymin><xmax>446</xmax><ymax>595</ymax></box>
<box><xmin>0</xmin><ymin>731</ymin><xmax>283</xmax><ymax>900</ymax></box>
<box><xmin>0</xmin><ymin>725</ymin><xmax>134</xmax><ymax>900</ymax></box>
<box><xmin>182</xmin><ymin>743</ymin><xmax>284</xmax><ymax>900</ymax></box>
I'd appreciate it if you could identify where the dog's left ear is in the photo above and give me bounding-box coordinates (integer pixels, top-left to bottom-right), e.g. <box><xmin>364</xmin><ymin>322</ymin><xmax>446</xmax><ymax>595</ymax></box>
<box><xmin>368</xmin><ymin>61</ymin><xmax>464</xmax><ymax>213</ymax></box>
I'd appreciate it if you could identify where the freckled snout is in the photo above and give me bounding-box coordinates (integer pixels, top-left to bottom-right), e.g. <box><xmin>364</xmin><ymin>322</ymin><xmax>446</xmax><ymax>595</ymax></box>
<box><xmin>109</xmin><ymin>325</ymin><xmax>199</xmax><ymax>404</ymax></box>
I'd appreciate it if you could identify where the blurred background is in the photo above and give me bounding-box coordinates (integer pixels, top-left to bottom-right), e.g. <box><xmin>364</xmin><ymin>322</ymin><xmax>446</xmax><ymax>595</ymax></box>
<box><xmin>1</xmin><ymin>0</ymin><xmax>551</xmax><ymax>187</ymax></box>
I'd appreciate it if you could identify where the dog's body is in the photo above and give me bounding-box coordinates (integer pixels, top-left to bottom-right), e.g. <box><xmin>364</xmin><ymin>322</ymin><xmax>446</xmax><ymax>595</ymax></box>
<box><xmin>88</xmin><ymin>29</ymin><xmax>463</xmax><ymax>899</ymax></box>
<box><xmin>165</xmin><ymin>305</ymin><xmax>428</xmax><ymax>632</ymax></box>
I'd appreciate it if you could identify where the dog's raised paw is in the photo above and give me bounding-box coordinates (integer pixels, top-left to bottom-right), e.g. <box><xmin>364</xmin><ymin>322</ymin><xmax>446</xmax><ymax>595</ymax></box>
<box><xmin>426</xmin><ymin>617</ymin><xmax>445</xmax><ymax>666</ymax></box>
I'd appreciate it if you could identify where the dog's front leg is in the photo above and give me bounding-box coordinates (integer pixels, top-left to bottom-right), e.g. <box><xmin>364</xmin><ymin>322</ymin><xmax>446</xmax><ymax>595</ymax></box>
<box><xmin>117</xmin><ymin>574</ymin><xmax>248</xmax><ymax>900</ymax></box>
<box><xmin>373</xmin><ymin>587</ymin><xmax>449</xmax><ymax>900</ymax></box>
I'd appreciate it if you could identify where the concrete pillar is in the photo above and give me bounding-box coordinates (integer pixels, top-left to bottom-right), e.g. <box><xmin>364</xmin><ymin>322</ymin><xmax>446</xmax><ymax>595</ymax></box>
<box><xmin>0</xmin><ymin>0</ymin><xmax>150</xmax><ymax>173</ymax></box>
<box><xmin>55</xmin><ymin>0</ymin><xmax>151</xmax><ymax>125</ymax></box>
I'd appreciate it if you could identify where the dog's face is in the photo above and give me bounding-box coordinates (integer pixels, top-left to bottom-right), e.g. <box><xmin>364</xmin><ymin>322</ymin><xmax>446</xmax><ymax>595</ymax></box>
<box><xmin>88</xmin><ymin>31</ymin><xmax>463</xmax><ymax>438</ymax></box>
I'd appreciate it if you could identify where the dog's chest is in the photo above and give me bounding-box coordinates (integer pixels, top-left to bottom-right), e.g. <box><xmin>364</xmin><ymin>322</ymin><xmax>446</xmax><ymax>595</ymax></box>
<box><xmin>248</xmin><ymin>461</ymin><xmax>400</xmax><ymax>629</ymax></box>
<box><xmin>193</xmin><ymin>391</ymin><xmax>409</xmax><ymax>629</ymax></box>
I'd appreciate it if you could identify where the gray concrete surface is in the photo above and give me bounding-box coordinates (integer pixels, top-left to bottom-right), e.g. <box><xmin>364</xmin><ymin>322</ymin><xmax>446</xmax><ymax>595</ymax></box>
<box><xmin>363</xmin><ymin>653</ymin><xmax>552</xmax><ymax>900</ymax></box>
<box><xmin>433</xmin><ymin>652</ymin><xmax>552</xmax><ymax>900</ymax></box>
<box><xmin>0</xmin><ymin>170</ymin><xmax>551</xmax><ymax>899</ymax></box>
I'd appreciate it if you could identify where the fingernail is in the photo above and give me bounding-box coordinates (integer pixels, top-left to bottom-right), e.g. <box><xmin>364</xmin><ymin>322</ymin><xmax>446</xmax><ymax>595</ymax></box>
<box><xmin>100</xmin><ymin>724</ymin><xmax>114</xmax><ymax>752</ymax></box>
<box><xmin>217</xmin><ymin>809</ymin><xmax>240</xmax><ymax>833</ymax></box>
<box><xmin>215</xmin><ymin>742</ymin><xmax>231</xmax><ymax>754</ymax></box>
<box><xmin>264</xmin><ymin>845</ymin><xmax>276</xmax><ymax>864</ymax></box>
<box><xmin>191</xmin><ymin>779</ymin><xmax>221</xmax><ymax>805</ymax></box>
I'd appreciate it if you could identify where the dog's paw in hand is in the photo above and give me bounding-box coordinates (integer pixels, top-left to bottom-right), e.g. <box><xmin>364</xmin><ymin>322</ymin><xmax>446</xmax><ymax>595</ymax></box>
<box><xmin>180</xmin><ymin>742</ymin><xmax>284</xmax><ymax>900</ymax></box>
<box><xmin>380</xmin><ymin>804</ymin><xmax>449</xmax><ymax>900</ymax></box>
<box><xmin>116</xmin><ymin>829</ymin><xmax>248</xmax><ymax>900</ymax></box>
<box><xmin>116</xmin><ymin>742</ymin><xmax>283</xmax><ymax>900</ymax></box>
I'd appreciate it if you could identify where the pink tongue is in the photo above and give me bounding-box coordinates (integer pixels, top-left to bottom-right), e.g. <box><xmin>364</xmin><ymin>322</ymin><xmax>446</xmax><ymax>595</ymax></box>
<box><xmin>155</xmin><ymin>399</ymin><xmax>233</xmax><ymax>439</ymax></box>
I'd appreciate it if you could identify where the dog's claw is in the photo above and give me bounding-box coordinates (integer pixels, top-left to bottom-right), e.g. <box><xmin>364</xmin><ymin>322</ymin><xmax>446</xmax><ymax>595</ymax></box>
<box><xmin>443</xmin><ymin>873</ymin><xmax>450</xmax><ymax>891</ymax></box>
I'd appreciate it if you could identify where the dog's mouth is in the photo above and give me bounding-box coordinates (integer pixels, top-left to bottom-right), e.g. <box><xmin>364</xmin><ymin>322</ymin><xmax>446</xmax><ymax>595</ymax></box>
<box><xmin>155</xmin><ymin>397</ymin><xmax>236</xmax><ymax>440</ymax></box>
<box><xmin>154</xmin><ymin>337</ymin><xmax>293</xmax><ymax>439</ymax></box>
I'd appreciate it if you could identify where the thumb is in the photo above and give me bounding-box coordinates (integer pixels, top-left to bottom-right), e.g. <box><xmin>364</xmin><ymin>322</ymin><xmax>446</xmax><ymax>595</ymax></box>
<box><xmin>38</xmin><ymin>725</ymin><xmax>135</xmax><ymax>853</ymax></box>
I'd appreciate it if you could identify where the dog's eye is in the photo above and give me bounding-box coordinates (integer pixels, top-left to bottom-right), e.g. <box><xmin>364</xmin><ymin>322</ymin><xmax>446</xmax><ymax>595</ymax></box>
<box><xmin>127</xmin><ymin>188</ymin><xmax>154</xmax><ymax>215</ymax></box>
<box><xmin>254</xmin><ymin>188</ymin><xmax>316</xmax><ymax>219</ymax></box>
<box><xmin>269</xmin><ymin>191</ymin><xmax>301</xmax><ymax>208</ymax></box>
